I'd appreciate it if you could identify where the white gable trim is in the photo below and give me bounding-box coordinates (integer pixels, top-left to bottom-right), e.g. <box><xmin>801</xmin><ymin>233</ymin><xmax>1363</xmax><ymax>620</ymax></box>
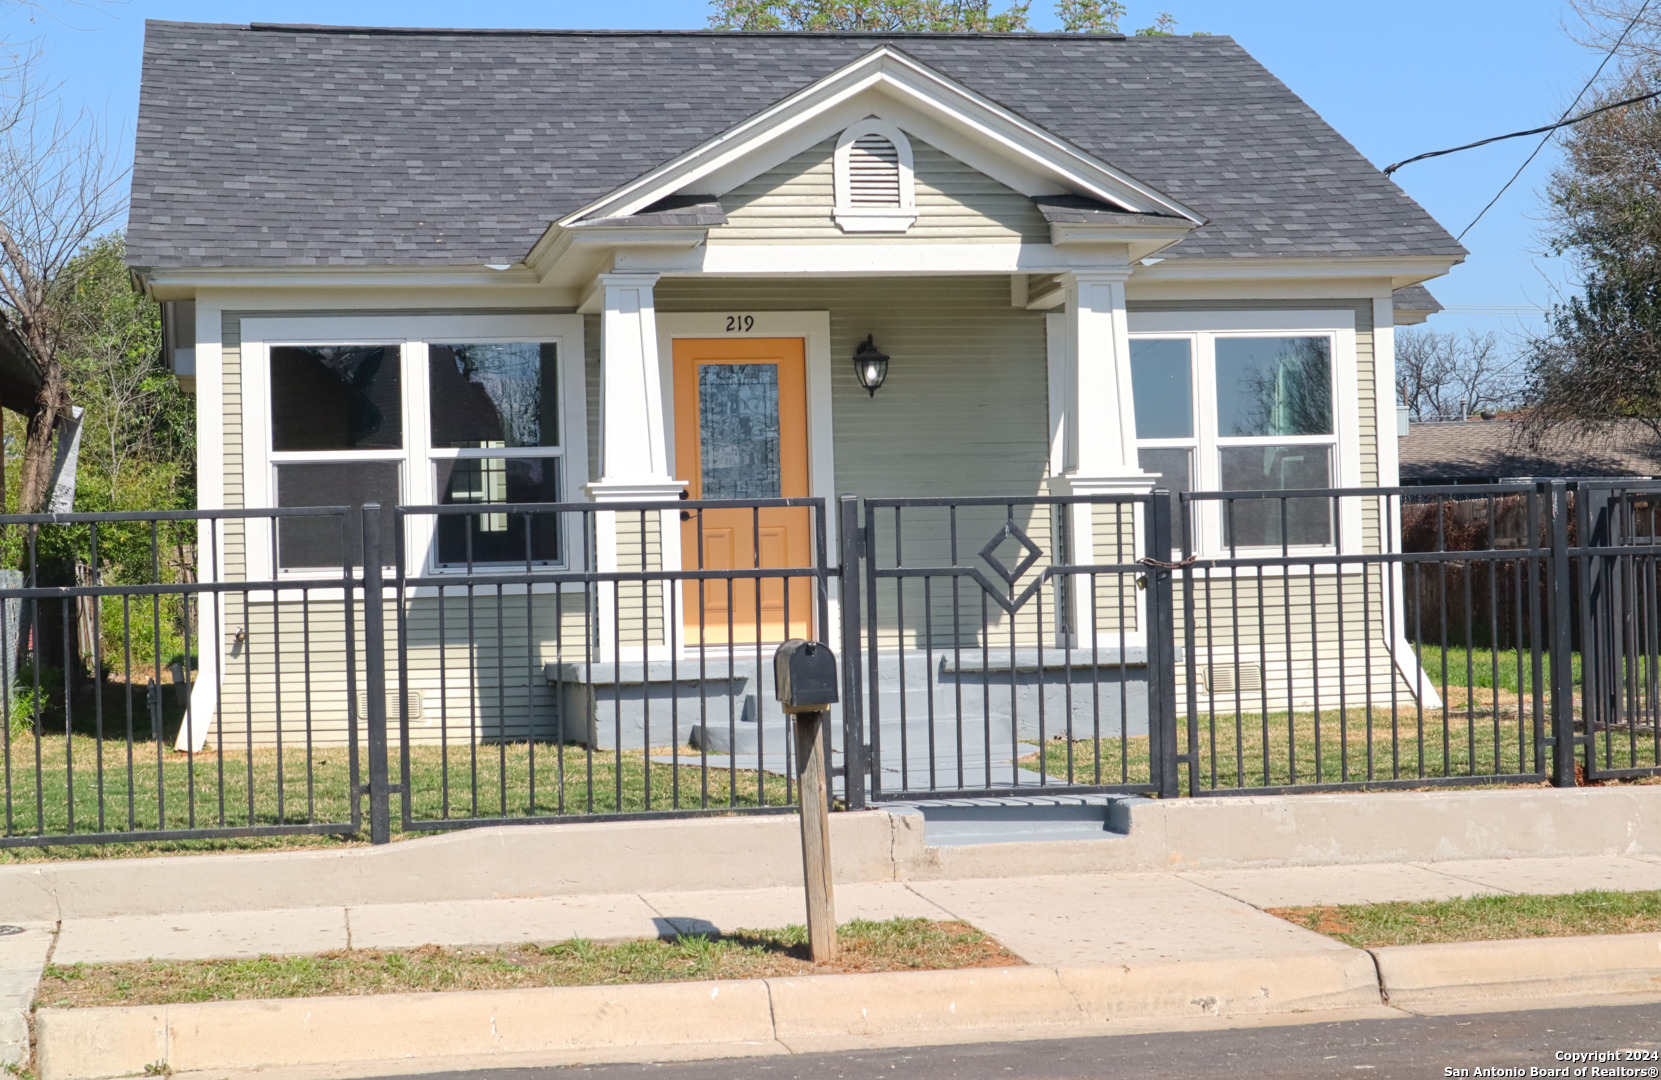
<box><xmin>549</xmin><ymin>46</ymin><xmax>1201</xmax><ymax>233</ymax></box>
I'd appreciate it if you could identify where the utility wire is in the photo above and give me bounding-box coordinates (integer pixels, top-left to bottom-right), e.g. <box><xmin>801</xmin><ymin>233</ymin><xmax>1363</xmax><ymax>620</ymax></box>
<box><xmin>1383</xmin><ymin>86</ymin><xmax>1661</xmax><ymax>177</ymax></box>
<box><xmin>1451</xmin><ymin>0</ymin><xmax>1654</xmax><ymax>242</ymax></box>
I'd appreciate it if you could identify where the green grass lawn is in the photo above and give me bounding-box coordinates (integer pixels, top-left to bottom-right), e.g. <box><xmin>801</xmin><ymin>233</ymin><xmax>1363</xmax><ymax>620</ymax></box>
<box><xmin>0</xmin><ymin>731</ymin><xmax>793</xmax><ymax>859</ymax></box>
<box><xmin>1413</xmin><ymin>644</ymin><xmax>1580</xmax><ymax>695</ymax></box>
<box><xmin>1032</xmin><ymin>699</ymin><xmax>1569</xmax><ymax>791</ymax></box>
<box><xmin>36</xmin><ymin>917</ymin><xmax>1019</xmax><ymax>1007</ymax></box>
<box><xmin>1270</xmin><ymin>889</ymin><xmax>1661</xmax><ymax>947</ymax></box>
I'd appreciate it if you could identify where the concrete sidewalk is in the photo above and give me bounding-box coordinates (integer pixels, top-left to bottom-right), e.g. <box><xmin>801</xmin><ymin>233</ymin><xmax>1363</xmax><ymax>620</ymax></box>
<box><xmin>35</xmin><ymin>851</ymin><xmax>1661</xmax><ymax>967</ymax></box>
<box><xmin>9</xmin><ymin>786</ymin><xmax>1661</xmax><ymax>1078</ymax></box>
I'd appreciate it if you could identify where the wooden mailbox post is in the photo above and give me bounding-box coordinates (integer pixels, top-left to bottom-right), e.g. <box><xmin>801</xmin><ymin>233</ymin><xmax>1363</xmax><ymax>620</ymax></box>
<box><xmin>773</xmin><ymin>639</ymin><xmax>838</xmax><ymax>963</ymax></box>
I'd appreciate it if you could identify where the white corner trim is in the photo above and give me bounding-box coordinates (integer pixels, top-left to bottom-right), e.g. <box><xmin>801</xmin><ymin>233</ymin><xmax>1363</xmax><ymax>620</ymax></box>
<box><xmin>654</xmin><ymin>311</ymin><xmax>836</xmax><ymax>521</ymax></box>
<box><xmin>549</xmin><ymin>46</ymin><xmax>1200</xmax><ymax>235</ymax></box>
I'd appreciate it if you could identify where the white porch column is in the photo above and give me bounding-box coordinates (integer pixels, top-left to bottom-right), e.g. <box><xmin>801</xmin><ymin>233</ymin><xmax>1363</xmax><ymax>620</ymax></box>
<box><xmin>1049</xmin><ymin>268</ymin><xmax>1156</xmax><ymax>647</ymax></box>
<box><xmin>584</xmin><ymin>274</ymin><xmax>685</xmax><ymax>661</ymax></box>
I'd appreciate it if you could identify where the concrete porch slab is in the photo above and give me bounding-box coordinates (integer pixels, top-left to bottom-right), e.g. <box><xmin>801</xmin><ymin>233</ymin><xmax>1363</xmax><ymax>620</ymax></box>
<box><xmin>346</xmin><ymin>894</ymin><xmax>666</xmax><ymax>950</ymax></box>
<box><xmin>54</xmin><ymin>908</ymin><xmax>348</xmax><ymax>965</ymax></box>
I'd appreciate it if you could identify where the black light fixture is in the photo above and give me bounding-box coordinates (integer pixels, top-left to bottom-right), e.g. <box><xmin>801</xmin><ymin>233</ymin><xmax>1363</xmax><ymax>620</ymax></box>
<box><xmin>853</xmin><ymin>335</ymin><xmax>889</xmax><ymax>397</ymax></box>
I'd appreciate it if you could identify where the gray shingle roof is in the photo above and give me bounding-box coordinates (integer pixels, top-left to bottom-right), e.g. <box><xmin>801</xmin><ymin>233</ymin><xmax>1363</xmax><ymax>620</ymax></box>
<box><xmin>128</xmin><ymin>23</ymin><xmax>1466</xmax><ymax>270</ymax></box>
<box><xmin>1393</xmin><ymin>283</ymin><xmax>1442</xmax><ymax>315</ymax></box>
<box><xmin>1400</xmin><ymin>419</ymin><xmax>1661</xmax><ymax>483</ymax></box>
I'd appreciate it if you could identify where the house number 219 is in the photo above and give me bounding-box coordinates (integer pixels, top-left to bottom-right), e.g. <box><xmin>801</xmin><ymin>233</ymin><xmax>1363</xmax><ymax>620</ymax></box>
<box><xmin>725</xmin><ymin>315</ymin><xmax>755</xmax><ymax>332</ymax></box>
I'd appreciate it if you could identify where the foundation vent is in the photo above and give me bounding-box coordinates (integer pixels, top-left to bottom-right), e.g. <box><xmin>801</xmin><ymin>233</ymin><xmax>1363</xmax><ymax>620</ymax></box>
<box><xmin>357</xmin><ymin>689</ymin><xmax>427</xmax><ymax>724</ymax></box>
<box><xmin>1201</xmin><ymin>662</ymin><xmax>1262</xmax><ymax>696</ymax></box>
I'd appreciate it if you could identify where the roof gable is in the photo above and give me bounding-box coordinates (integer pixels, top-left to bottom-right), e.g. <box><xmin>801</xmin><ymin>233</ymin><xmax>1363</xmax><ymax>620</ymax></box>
<box><xmin>561</xmin><ymin>45</ymin><xmax>1200</xmax><ymax>229</ymax></box>
<box><xmin>127</xmin><ymin>24</ymin><xmax>1466</xmax><ymax>270</ymax></box>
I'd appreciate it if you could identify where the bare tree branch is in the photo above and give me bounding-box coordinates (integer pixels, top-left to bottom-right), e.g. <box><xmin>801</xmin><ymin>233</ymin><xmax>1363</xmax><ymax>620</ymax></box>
<box><xmin>1397</xmin><ymin>329</ymin><xmax>1524</xmax><ymax>421</ymax></box>
<box><xmin>0</xmin><ymin>45</ymin><xmax>128</xmax><ymax>513</ymax></box>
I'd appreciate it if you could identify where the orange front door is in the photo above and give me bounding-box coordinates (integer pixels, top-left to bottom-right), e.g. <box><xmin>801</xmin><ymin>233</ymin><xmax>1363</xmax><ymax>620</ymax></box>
<box><xmin>673</xmin><ymin>338</ymin><xmax>813</xmax><ymax>645</ymax></box>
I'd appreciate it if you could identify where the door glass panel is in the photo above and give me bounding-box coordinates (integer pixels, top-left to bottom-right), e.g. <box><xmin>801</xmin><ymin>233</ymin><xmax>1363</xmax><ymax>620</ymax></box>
<box><xmin>271</xmin><ymin>345</ymin><xmax>402</xmax><ymax>451</ymax></box>
<box><xmin>429</xmin><ymin>343</ymin><xmax>557</xmax><ymax>448</ymax></box>
<box><xmin>699</xmin><ymin>363</ymin><xmax>780</xmax><ymax>499</ymax></box>
<box><xmin>1130</xmin><ymin>339</ymin><xmax>1193</xmax><ymax>439</ymax></box>
<box><xmin>1219</xmin><ymin>444</ymin><xmax>1333</xmax><ymax>547</ymax></box>
<box><xmin>1215</xmin><ymin>336</ymin><xmax>1332</xmax><ymax>437</ymax></box>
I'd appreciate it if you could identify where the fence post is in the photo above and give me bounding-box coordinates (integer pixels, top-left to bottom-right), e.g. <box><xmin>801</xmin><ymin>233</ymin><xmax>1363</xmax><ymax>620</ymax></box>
<box><xmin>1145</xmin><ymin>493</ymin><xmax>1181</xmax><ymax>799</ymax></box>
<box><xmin>361</xmin><ymin>506</ymin><xmax>393</xmax><ymax>842</ymax></box>
<box><xmin>837</xmin><ymin>496</ymin><xmax>867</xmax><ymax>810</ymax></box>
<box><xmin>1548</xmin><ymin>482</ymin><xmax>1578</xmax><ymax>787</ymax></box>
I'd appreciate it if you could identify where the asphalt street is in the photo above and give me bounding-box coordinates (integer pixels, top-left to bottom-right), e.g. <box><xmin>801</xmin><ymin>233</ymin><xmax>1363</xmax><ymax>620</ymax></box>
<box><xmin>378</xmin><ymin>1001</ymin><xmax>1661</xmax><ymax>1080</ymax></box>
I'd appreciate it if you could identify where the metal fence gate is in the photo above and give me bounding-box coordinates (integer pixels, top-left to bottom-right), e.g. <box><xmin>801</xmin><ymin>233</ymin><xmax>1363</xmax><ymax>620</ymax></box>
<box><xmin>5</xmin><ymin>482</ymin><xmax>1661</xmax><ymax>849</ymax></box>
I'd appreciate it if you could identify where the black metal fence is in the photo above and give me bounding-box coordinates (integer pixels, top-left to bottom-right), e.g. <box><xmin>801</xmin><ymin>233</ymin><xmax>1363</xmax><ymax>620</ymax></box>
<box><xmin>1</xmin><ymin>482</ymin><xmax>1656</xmax><ymax>849</ymax></box>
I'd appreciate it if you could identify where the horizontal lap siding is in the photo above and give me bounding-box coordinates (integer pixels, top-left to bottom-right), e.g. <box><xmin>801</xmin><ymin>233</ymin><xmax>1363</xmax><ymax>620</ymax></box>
<box><xmin>1176</xmin><ymin>571</ymin><xmax>1419</xmax><ymax>710</ymax></box>
<box><xmin>712</xmin><ymin>137</ymin><xmax>1049</xmax><ymax>244</ymax></box>
<box><xmin>214</xmin><ymin>593</ymin><xmax>593</xmax><ymax>747</ymax></box>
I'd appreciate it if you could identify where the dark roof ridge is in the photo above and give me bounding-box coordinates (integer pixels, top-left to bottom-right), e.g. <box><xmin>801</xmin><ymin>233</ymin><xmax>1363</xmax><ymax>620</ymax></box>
<box><xmin>236</xmin><ymin>21</ymin><xmax>1150</xmax><ymax>40</ymax></box>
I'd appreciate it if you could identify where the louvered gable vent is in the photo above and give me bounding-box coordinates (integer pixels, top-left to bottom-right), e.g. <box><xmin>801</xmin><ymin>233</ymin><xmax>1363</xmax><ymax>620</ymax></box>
<box><xmin>847</xmin><ymin>134</ymin><xmax>901</xmax><ymax>207</ymax></box>
<box><xmin>833</xmin><ymin>120</ymin><xmax>917</xmax><ymax>233</ymax></box>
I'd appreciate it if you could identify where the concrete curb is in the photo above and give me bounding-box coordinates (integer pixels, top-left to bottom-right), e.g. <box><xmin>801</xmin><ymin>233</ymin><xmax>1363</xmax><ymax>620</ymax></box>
<box><xmin>33</xmin><ymin>952</ymin><xmax>1377</xmax><ymax>1080</ymax></box>
<box><xmin>1373</xmin><ymin>932</ymin><xmax>1661</xmax><ymax>1008</ymax></box>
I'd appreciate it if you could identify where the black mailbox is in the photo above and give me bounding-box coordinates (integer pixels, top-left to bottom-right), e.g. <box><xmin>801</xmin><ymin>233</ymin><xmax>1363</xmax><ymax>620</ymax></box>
<box><xmin>774</xmin><ymin>639</ymin><xmax>838</xmax><ymax>713</ymax></box>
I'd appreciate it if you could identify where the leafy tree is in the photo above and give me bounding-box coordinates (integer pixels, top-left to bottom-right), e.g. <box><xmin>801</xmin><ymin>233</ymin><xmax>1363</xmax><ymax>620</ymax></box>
<box><xmin>708</xmin><ymin>0</ymin><xmax>1181</xmax><ymax>34</ymax></box>
<box><xmin>1520</xmin><ymin>70</ymin><xmax>1661</xmax><ymax>439</ymax></box>
<box><xmin>1</xmin><ymin>232</ymin><xmax>195</xmax><ymax>672</ymax></box>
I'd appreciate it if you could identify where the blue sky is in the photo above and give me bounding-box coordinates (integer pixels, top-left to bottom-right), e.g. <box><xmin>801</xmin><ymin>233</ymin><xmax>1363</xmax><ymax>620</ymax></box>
<box><xmin>7</xmin><ymin>0</ymin><xmax>1607</xmax><ymax>345</ymax></box>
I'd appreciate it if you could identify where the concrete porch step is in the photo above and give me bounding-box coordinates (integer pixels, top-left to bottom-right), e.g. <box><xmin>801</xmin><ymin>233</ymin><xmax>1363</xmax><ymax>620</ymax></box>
<box><xmin>882</xmin><ymin>794</ymin><xmax>1142</xmax><ymax>847</ymax></box>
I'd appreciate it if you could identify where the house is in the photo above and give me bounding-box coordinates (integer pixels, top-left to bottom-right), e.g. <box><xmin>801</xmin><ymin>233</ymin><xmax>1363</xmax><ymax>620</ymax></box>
<box><xmin>1400</xmin><ymin>418</ymin><xmax>1661</xmax><ymax>486</ymax></box>
<box><xmin>126</xmin><ymin>23</ymin><xmax>1464</xmax><ymax>772</ymax></box>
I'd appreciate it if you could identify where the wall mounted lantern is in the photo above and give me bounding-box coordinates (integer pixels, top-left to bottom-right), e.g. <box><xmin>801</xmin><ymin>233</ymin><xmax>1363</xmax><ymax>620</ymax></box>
<box><xmin>853</xmin><ymin>335</ymin><xmax>890</xmax><ymax>397</ymax></box>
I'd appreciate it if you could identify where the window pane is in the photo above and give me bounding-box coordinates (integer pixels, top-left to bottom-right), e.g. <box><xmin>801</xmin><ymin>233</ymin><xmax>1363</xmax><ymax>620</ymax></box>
<box><xmin>275</xmin><ymin>461</ymin><xmax>400</xmax><ymax>570</ymax></box>
<box><xmin>1130</xmin><ymin>339</ymin><xmax>1193</xmax><ymax>439</ymax></box>
<box><xmin>435</xmin><ymin>457</ymin><xmax>561</xmax><ymax>565</ymax></box>
<box><xmin>1139</xmin><ymin>446</ymin><xmax>1194</xmax><ymax>548</ymax></box>
<box><xmin>699</xmin><ymin>363</ymin><xmax>780</xmax><ymax>499</ymax></box>
<box><xmin>429</xmin><ymin>343</ymin><xmax>558</xmax><ymax>449</ymax></box>
<box><xmin>1215</xmin><ymin>337</ymin><xmax>1332</xmax><ymax>437</ymax></box>
<box><xmin>271</xmin><ymin>346</ymin><xmax>402</xmax><ymax>451</ymax></box>
<box><xmin>1219</xmin><ymin>444</ymin><xmax>1333</xmax><ymax>547</ymax></box>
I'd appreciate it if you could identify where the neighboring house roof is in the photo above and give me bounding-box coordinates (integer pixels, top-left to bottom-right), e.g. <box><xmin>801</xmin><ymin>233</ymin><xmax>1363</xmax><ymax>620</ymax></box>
<box><xmin>0</xmin><ymin>311</ymin><xmax>42</xmax><ymax>417</ymax></box>
<box><xmin>1399</xmin><ymin>419</ymin><xmax>1661</xmax><ymax>483</ymax></box>
<box><xmin>127</xmin><ymin>23</ymin><xmax>1466</xmax><ymax>270</ymax></box>
<box><xmin>1393</xmin><ymin>283</ymin><xmax>1442</xmax><ymax>325</ymax></box>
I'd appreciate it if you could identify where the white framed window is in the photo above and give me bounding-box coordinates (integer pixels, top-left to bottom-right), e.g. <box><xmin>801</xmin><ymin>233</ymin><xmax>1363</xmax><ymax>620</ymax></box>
<box><xmin>238</xmin><ymin>314</ymin><xmax>588</xmax><ymax>579</ymax></box>
<box><xmin>832</xmin><ymin>118</ymin><xmax>917</xmax><ymax>233</ymax></box>
<box><xmin>1127</xmin><ymin>310</ymin><xmax>1361</xmax><ymax>555</ymax></box>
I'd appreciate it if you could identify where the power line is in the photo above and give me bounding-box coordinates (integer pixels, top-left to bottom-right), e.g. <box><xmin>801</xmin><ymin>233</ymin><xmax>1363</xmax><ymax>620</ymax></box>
<box><xmin>1454</xmin><ymin>0</ymin><xmax>1654</xmax><ymax>243</ymax></box>
<box><xmin>1382</xmin><ymin>87</ymin><xmax>1661</xmax><ymax>177</ymax></box>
